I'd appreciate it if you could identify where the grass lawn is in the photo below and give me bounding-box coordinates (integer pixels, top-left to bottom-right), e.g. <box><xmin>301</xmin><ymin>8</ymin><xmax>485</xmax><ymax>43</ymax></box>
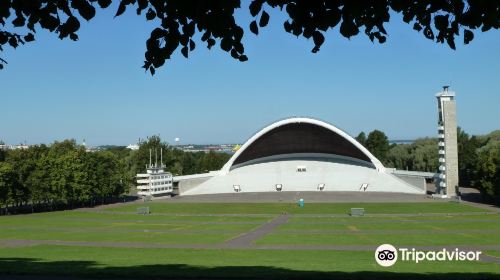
<box><xmin>279</xmin><ymin>215</ymin><xmax>500</xmax><ymax>231</ymax></box>
<box><xmin>104</xmin><ymin>202</ymin><xmax>488</xmax><ymax>215</ymax></box>
<box><xmin>256</xmin><ymin>232</ymin><xmax>500</xmax><ymax>246</ymax></box>
<box><xmin>485</xmin><ymin>251</ymin><xmax>500</xmax><ymax>258</ymax></box>
<box><xmin>0</xmin><ymin>246</ymin><xmax>498</xmax><ymax>279</ymax></box>
<box><xmin>0</xmin><ymin>202</ymin><xmax>498</xmax><ymax>279</ymax></box>
<box><xmin>0</xmin><ymin>211</ymin><xmax>267</xmax><ymax>244</ymax></box>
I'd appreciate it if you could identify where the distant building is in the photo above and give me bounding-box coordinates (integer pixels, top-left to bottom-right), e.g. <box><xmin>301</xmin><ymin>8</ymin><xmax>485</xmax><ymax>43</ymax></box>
<box><xmin>0</xmin><ymin>143</ymin><xmax>26</xmax><ymax>150</ymax></box>
<box><xmin>136</xmin><ymin>149</ymin><xmax>173</xmax><ymax>197</ymax></box>
<box><xmin>436</xmin><ymin>86</ymin><xmax>459</xmax><ymax>197</ymax></box>
<box><xmin>12</xmin><ymin>144</ymin><xmax>29</xmax><ymax>150</ymax></box>
<box><xmin>126</xmin><ymin>144</ymin><xmax>140</xmax><ymax>150</ymax></box>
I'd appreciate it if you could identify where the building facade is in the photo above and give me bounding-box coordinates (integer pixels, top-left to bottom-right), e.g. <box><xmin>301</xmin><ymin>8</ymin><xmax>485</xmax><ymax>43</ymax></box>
<box><xmin>436</xmin><ymin>86</ymin><xmax>459</xmax><ymax>197</ymax></box>
<box><xmin>136</xmin><ymin>149</ymin><xmax>173</xmax><ymax>197</ymax></box>
<box><xmin>180</xmin><ymin>117</ymin><xmax>425</xmax><ymax>195</ymax></box>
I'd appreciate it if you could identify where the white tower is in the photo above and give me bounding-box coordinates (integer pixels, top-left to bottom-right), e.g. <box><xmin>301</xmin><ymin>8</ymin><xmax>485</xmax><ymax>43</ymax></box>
<box><xmin>436</xmin><ymin>86</ymin><xmax>459</xmax><ymax>197</ymax></box>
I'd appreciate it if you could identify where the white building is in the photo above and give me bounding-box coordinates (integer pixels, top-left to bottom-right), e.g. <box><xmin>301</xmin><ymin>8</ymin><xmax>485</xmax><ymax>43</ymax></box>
<box><xmin>136</xmin><ymin>149</ymin><xmax>173</xmax><ymax>197</ymax></box>
<box><xmin>179</xmin><ymin>117</ymin><xmax>424</xmax><ymax>195</ymax></box>
<box><xmin>436</xmin><ymin>86</ymin><xmax>459</xmax><ymax>197</ymax></box>
<box><xmin>127</xmin><ymin>144</ymin><xmax>140</xmax><ymax>150</ymax></box>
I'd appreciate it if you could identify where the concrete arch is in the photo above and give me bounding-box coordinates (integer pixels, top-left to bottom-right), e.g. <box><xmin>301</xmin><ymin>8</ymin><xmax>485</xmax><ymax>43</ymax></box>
<box><xmin>221</xmin><ymin>117</ymin><xmax>385</xmax><ymax>174</ymax></box>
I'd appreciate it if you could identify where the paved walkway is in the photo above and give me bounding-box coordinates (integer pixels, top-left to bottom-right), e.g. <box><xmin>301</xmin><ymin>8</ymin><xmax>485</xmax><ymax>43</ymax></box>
<box><xmin>142</xmin><ymin>191</ymin><xmax>438</xmax><ymax>203</ymax></box>
<box><xmin>78</xmin><ymin>209</ymin><xmax>496</xmax><ymax>218</ymax></box>
<box><xmin>222</xmin><ymin>214</ymin><xmax>289</xmax><ymax>248</ymax></box>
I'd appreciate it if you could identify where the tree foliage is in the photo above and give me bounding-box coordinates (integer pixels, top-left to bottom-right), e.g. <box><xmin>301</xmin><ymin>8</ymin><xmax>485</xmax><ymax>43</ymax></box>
<box><xmin>0</xmin><ymin>136</ymin><xmax>231</xmax><ymax>214</ymax></box>
<box><xmin>457</xmin><ymin>127</ymin><xmax>482</xmax><ymax>187</ymax></box>
<box><xmin>129</xmin><ymin>135</ymin><xmax>231</xmax><ymax>175</ymax></box>
<box><xmin>384</xmin><ymin>128</ymin><xmax>500</xmax><ymax>205</ymax></box>
<box><xmin>474</xmin><ymin>143</ymin><xmax>499</xmax><ymax>204</ymax></box>
<box><xmin>470</xmin><ymin>131</ymin><xmax>500</xmax><ymax>204</ymax></box>
<box><xmin>1</xmin><ymin>1</ymin><xmax>499</xmax><ymax>72</ymax></box>
<box><xmin>355</xmin><ymin>131</ymin><xmax>366</xmax><ymax>146</ymax></box>
<box><xmin>0</xmin><ymin>161</ymin><xmax>18</xmax><ymax>213</ymax></box>
<box><xmin>365</xmin><ymin>129</ymin><xmax>390</xmax><ymax>163</ymax></box>
<box><xmin>386</xmin><ymin>137</ymin><xmax>461</xmax><ymax>173</ymax></box>
<box><xmin>0</xmin><ymin>140</ymin><xmax>129</xmax><ymax>214</ymax></box>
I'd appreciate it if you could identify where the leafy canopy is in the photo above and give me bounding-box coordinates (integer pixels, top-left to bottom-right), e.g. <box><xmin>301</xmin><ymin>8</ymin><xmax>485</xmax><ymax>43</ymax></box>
<box><xmin>1</xmin><ymin>0</ymin><xmax>499</xmax><ymax>73</ymax></box>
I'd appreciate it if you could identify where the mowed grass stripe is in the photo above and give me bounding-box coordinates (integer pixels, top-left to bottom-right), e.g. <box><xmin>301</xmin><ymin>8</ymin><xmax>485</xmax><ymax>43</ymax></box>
<box><xmin>0</xmin><ymin>212</ymin><xmax>273</xmax><ymax>225</ymax></box>
<box><xmin>0</xmin><ymin>222</ymin><xmax>260</xmax><ymax>233</ymax></box>
<box><xmin>0</xmin><ymin>246</ymin><xmax>498</xmax><ymax>278</ymax></box>
<box><xmin>256</xmin><ymin>232</ymin><xmax>500</xmax><ymax>246</ymax></box>
<box><xmin>103</xmin><ymin>202</ymin><xmax>487</xmax><ymax>214</ymax></box>
<box><xmin>0</xmin><ymin>210</ymin><xmax>271</xmax><ymax>245</ymax></box>
<box><xmin>0</xmin><ymin>228</ymin><xmax>236</xmax><ymax>244</ymax></box>
<box><xmin>278</xmin><ymin>220</ymin><xmax>500</xmax><ymax>231</ymax></box>
<box><xmin>287</xmin><ymin>214</ymin><xmax>500</xmax><ymax>224</ymax></box>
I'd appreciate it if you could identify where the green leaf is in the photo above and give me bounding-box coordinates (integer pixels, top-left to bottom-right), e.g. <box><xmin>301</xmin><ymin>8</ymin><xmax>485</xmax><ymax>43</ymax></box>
<box><xmin>250</xmin><ymin>21</ymin><xmax>259</xmax><ymax>35</ymax></box>
<box><xmin>115</xmin><ymin>2</ymin><xmax>127</xmax><ymax>18</ymax></box>
<box><xmin>24</xmin><ymin>33</ymin><xmax>35</xmax><ymax>42</ymax></box>
<box><xmin>340</xmin><ymin>20</ymin><xmax>359</xmax><ymax>38</ymax></box>
<box><xmin>79</xmin><ymin>1</ymin><xmax>96</xmax><ymax>21</ymax></box>
<box><xmin>12</xmin><ymin>16</ymin><xmax>25</xmax><ymax>27</ymax></box>
<box><xmin>207</xmin><ymin>38</ymin><xmax>215</xmax><ymax>49</ymax></box>
<box><xmin>249</xmin><ymin>1</ymin><xmax>263</xmax><ymax>17</ymax></box>
<box><xmin>464</xmin><ymin>29</ymin><xmax>474</xmax><ymax>44</ymax></box>
<box><xmin>220</xmin><ymin>37</ymin><xmax>231</xmax><ymax>52</ymax></box>
<box><xmin>189</xmin><ymin>39</ymin><xmax>195</xmax><ymax>51</ymax></box>
<box><xmin>239</xmin><ymin>55</ymin><xmax>248</xmax><ymax>62</ymax></box>
<box><xmin>312</xmin><ymin>31</ymin><xmax>324</xmax><ymax>47</ymax></box>
<box><xmin>181</xmin><ymin>46</ymin><xmax>188</xmax><ymax>58</ymax></box>
<box><xmin>259</xmin><ymin>11</ymin><xmax>269</xmax><ymax>27</ymax></box>
<box><xmin>97</xmin><ymin>0</ymin><xmax>112</xmax><ymax>8</ymax></box>
<box><xmin>146</xmin><ymin>8</ymin><xmax>156</xmax><ymax>21</ymax></box>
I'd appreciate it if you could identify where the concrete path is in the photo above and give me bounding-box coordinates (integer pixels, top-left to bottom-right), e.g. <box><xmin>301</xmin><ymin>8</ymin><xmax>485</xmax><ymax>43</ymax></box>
<box><xmin>122</xmin><ymin>191</ymin><xmax>439</xmax><ymax>203</ymax></box>
<box><xmin>222</xmin><ymin>214</ymin><xmax>289</xmax><ymax>248</ymax></box>
<box><xmin>78</xmin><ymin>209</ymin><xmax>496</xmax><ymax>218</ymax></box>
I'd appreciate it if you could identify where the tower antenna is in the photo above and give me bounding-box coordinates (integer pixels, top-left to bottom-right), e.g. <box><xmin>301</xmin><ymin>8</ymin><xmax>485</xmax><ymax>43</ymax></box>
<box><xmin>161</xmin><ymin>148</ymin><xmax>163</xmax><ymax>167</ymax></box>
<box><xmin>155</xmin><ymin>149</ymin><xmax>158</xmax><ymax>167</ymax></box>
<box><xmin>149</xmin><ymin>149</ymin><xmax>152</xmax><ymax>167</ymax></box>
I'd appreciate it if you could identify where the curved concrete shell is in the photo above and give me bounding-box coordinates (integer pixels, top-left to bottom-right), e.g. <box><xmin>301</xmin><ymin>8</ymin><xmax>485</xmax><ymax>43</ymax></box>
<box><xmin>183</xmin><ymin>117</ymin><xmax>424</xmax><ymax>195</ymax></box>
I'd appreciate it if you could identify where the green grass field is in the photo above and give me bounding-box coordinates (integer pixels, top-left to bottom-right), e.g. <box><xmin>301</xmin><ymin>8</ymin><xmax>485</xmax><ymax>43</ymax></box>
<box><xmin>0</xmin><ymin>201</ymin><xmax>499</xmax><ymax>279</ymax></box>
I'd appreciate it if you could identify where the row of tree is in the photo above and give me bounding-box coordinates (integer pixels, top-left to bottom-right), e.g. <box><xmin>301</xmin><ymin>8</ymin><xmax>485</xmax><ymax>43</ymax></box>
<box><xmin>0</xmin><ymin>136</ymin><xmax>231</xmax><ymax>214</ymax></box>
<box><xmin>0</xmin><ymin>140</ymin><xmax>129</xmax><ymax>214</ymax></box>
<box><xmin>125</xmin><ymin>135</ymin><xmax>230</xmax><ymax>177</ymax></box>
<box><xmin>456</xmin><ymin>130</ymin><xmax>500</xmax><ymax>204</ymax></box>
<box><xmin>356</xmin><ymin>129</ymin><xmax>500</xmax><ymax>204</ymax></box>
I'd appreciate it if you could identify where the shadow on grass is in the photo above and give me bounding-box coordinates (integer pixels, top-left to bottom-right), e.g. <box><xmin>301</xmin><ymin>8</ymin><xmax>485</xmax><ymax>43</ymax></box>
<box><xmin>0</xmin><ymin>258</ymin><xmax>499</xmax><ymax>280</ymax></box>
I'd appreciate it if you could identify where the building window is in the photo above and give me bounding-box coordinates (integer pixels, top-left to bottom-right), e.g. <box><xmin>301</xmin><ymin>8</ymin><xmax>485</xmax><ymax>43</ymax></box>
<box><xmin>297</xmin><ymin>166</ymin><xmax>306</xmax><ymax>172</ymax></box>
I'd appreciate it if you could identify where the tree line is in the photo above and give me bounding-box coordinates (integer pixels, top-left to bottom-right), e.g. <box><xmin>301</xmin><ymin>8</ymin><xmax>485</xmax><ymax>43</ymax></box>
<box><xmin>356</xmin><ymin>129</ymin><xmax>500</xmax><ymax>204</ymax></box>
<box><xmin>0</xmin><ymin>136</ymin><xmax>231</xmax><ymax>215</ymax></box>
<box><xmin>0</xmin><ymin>140</ymin><xmax>129</xmax><ymax>215</ymax></box>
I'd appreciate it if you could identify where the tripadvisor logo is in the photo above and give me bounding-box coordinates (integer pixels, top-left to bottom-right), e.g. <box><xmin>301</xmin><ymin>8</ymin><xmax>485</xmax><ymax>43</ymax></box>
<box><xmin>375</xmin><ymin>244</ymin><xmax>482</xmax><ymax>267</ymax></box>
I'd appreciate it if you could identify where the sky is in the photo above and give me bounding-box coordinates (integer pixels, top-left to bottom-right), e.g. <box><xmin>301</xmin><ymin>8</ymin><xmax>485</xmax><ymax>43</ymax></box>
<box><xmin>1</xmin><ymin>4</ymin><xmax>499</xmax><ymax>146</ymax></box>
